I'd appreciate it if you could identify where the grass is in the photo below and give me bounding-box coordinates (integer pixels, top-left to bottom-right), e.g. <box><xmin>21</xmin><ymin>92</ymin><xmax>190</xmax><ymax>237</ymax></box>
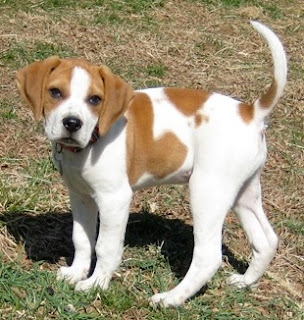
<box><xmin>0</xmin><ymin>0</ymin><xmax>303</xmax><ymax>319</ymax></box>
<box><xmin>0</xmin><ymin>100</ymin><xmax>17</xmax><ymax>120</ymax></box>
<box><xmin>1</xmin><ymin>42</ymin><xmax>76</xmax><ymax>69</ymax></box>
<box><xmin>193</xmin><ymin>0</ymin><xmax>284</xmax><ymax>18</ymax></box>
<box><xmin>0</xmin><ymin>224</ymin><xmax>299</xmax><ymax>319</ymax></box>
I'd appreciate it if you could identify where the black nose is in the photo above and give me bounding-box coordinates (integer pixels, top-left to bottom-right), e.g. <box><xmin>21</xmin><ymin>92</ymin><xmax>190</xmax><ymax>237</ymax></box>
<box><xmin>62</xmin><ymin>116</ymin><xmax>82</xmax><ymax>132</ymax></box>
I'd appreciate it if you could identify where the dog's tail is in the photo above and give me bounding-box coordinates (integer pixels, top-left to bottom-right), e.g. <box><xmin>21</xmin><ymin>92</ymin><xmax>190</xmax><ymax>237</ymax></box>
<box><xmin>251</xmin><ymin>21</ymin><xmax>287</xmax><ymax>122</ymax></box>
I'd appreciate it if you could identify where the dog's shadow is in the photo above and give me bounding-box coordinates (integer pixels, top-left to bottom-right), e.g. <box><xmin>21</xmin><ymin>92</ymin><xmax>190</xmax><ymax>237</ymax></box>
<box><xmin>0</xmin><ymin>210</ymin><xmax>248</xmax><ymax>279</ymax></box>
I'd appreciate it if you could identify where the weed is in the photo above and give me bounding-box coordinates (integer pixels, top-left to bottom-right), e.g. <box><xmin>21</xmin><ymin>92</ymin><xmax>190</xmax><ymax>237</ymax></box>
<box><xmin>145</xmin><ymin>63</ymin><xmax>167</xmax><ymax>77</ymax></box>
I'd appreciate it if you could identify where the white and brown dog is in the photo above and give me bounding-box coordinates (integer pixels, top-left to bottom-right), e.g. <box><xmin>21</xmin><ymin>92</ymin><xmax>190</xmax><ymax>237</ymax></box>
<box><xmin>16</xmin><ymin>21</ymin><xmax>287</xmax><ymax>307</ymax></box>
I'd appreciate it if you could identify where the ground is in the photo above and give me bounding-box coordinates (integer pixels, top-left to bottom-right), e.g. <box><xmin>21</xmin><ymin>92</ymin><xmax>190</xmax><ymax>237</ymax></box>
<box><xmin>0</xmin><ymin>0</ymin><xmax>303</xmax><ymax>319</ymax></box>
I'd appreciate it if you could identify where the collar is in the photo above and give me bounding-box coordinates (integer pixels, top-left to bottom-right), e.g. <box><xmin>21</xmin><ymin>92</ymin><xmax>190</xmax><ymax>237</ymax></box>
<box><xmin>59</xmin><ymin>126</ymin><xmax>99</xmax><ymax>153</ymax></box>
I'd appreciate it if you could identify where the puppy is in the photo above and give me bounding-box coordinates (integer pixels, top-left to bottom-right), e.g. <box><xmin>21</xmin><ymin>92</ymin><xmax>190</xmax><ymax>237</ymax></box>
<box><xmin>16</xmin><ymin>21</ymin><xmax>287</xmax><ymax>307</ymax></box>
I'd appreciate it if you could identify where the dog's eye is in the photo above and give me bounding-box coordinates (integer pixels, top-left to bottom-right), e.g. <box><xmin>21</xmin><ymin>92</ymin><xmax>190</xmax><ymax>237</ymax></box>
<box><xmin>49</xmin><ymin>88</ymin><xmax>62</xmax><ymax>99</ymax></box>
<box><xmin>88</xmin><ymin>95</ymin><xmax>102</xmax><ymax>106</ymax></box>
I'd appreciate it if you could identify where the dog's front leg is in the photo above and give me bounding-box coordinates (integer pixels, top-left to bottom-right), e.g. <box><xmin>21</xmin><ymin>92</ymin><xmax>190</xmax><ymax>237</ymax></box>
<box><xmin>57</xmin><ymin>191</ymin><xmax>98</xmax><ymax>284</ymax></box>
<box><xmin>75</xmin><ymin>185</ymin><xmax>132</xmax><ymax>292</ymax></box>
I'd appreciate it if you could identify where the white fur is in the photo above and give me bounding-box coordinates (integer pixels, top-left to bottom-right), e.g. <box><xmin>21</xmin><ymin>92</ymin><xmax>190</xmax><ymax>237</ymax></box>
<box><xmin>49</xmin><ymin>22</ymin><xmax>287</xmax><ymax>307</ymax></box>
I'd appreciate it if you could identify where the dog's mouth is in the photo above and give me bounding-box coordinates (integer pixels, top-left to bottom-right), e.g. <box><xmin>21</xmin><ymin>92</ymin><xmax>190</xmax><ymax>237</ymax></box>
<box><xmin>58</xmin><ymin>137</ymin><xmax>81</xmax><ymax>147</ymax></box>
<box><xmin>55</xmin><ymin>126</ymin><xmax>99</xmax><ymax>151</ymax></box>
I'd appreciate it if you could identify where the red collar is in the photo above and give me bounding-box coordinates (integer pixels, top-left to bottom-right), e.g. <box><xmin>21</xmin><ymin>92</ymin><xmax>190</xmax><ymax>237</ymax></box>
<box><xmin>59</xmin><ymin>126</ymin><xmax>99</xmax><ymax>153</ymax></box>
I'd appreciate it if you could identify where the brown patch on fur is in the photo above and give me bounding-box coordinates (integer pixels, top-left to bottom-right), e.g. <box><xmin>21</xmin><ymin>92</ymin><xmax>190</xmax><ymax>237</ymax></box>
<box><xmin>164</xmin><ymin>88</ymin><xmax>210</xmax><ymax>116</ymax></box>
<box><xmin>259</xmin><ymin>80</ymin><xmax>278</xmax><ymax>109</ymax></box>
<box><xmin>239</xmin><ymin>103</ymin><xmax>254</xmax><ymax>124</ymax></box>
<box><xmin>195</xmin><ymin>114</ymin><xmax>203</xmax><ymax>127</ymax></box>
<box><xmin>16</xmin><ymin>56</ymin><xmax>61</xmax><ymax>120</ymax></box>
<box><xmin>98</xmin><ymin>66</ymin><xmax>134</xmax><ymax>136</ymax></box>
<box><xmin>194</xmin><ymin>113</ymin><xmax>209</xmax><ymax>127</ymax></box>
<box><xmin>127</xmin><ymin>92</ymin><xmax>188</xmax><ymax>186</ymax></box>
<box><xmin>42</xmin><ymin>62</ymin><xmax>75</xmax><ymax>117</ymax></box>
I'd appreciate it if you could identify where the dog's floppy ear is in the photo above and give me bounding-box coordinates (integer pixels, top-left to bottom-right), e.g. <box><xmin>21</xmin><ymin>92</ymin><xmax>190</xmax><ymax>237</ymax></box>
<box><xmin>16</xmin><ymin>56</ymin><xmax>61</xmax><ymax>121</ymax></box>
<box><xmin>98</xmin><ymin>66</ymin><xmax>134</xmax><ymax>136</ymax></box>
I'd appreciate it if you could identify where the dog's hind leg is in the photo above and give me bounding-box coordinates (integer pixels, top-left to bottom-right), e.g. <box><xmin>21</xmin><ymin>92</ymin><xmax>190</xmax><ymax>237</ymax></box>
<box><xmin>150</xmin><ymin>171</ymin><xmax>240</xmax><ymax>307</ymax></box>
<box><xmin>228</xmin><ymin>171</ymin><xmax>278</xmax><ymax>288</ymax></box>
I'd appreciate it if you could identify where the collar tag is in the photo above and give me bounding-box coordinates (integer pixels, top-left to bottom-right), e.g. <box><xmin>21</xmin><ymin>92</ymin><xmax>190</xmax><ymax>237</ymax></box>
<box><xmin>54</xmin><ymin>143</ymin><xmax>64</xmax><ymax>176</ymax></box>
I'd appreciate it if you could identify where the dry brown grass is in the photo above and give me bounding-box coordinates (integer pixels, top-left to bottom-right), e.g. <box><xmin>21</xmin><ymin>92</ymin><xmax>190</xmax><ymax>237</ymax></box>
<box><xmin>0</xmin><ymin>0</ymin><xmax>303</xmax><ymax>317</ymax></box>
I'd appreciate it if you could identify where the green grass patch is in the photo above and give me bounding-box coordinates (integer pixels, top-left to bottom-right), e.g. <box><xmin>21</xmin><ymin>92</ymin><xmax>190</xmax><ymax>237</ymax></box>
<box><xmin>145</xmin><ymin>63</ymin><xmax>167</xmax><ymax>78</ymax></box>
<box><xmin>0</xmin><ymin>100</ymin><xmax>18</xmax><ymax>121</ymax></box>
<box><xmin>0</xmin><ymin>156</ymin><xmax>59</xmax><ymax>213</ymax></box>
<box><xmin>261</xmin><ymin>2</ymin><xmax>284</xmax><ymax>19</ymax></box>
<box><xmin>193</xmin><ymin>0</ymin><xmax>284</xmax><ymax>18</ymax></box>
<box><xmin>0</xmin><ymin>256</ymin><xmax>103</xmax><ymax>319</ymax></box>
<box><xmin>93</xmin><ymin>11</ymin><xmax>123</xmax><ymax>25</ymax></box>
<box><xmin>0</xmin><ymin>243</ymin><xmax>299</xmax><ymax>319</ymax></box>
<box><xmin>0</xmin><ymin>0</ymin><xmax>165</xmax><ymax>13</ymax></box>
<box><xmin>91</xmin><ymin>0</ymin><xmax>162</xmax><ymax>28</ymax></box>
<box><xmin>0</xmin><ymin>42</ymin><xmax>76</xmax><ymax>69</ymax></box>
<box><xmin>280</xmin><ymin>219</ymin><xmax>304</xmax><ymax>235</ymax></box>
<box><xmin>290</xmin><ymin>127</ymin><xmax>304</xmax><ymax>149</ymax></box>
<box><xmin>106</xmin><ymin>0</ymin><xmax>165</xmax><ymax>13</ymax></box>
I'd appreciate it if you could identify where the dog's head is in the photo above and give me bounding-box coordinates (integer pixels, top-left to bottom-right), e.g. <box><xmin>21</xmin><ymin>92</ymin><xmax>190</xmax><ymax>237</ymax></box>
<box><xmin>16</xmin><ymin>56</ymin><xmax>134</xmax><ymax>149</ymax></box>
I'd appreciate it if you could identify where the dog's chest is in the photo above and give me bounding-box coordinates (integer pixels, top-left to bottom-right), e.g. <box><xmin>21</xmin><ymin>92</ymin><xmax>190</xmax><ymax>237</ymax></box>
<box><xmin>53</xmin><ymin>152</ymin><xmax>95</xmax><ymax>195</ymax></box>
<box><xmin>52</xmin><ymin>125</ymin><xmax>130</xmax><ymax>195</ymax></box>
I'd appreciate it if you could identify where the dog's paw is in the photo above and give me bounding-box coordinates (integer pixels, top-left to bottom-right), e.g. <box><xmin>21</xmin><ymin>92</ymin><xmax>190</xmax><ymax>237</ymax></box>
<box><xmin>228</xmin><ymin>274</ymin><xmax>247</xmax><ymax>288</ymax></box>
<box><xmin>57</xmin><ymin>266</ymin><xmax>89</xmax><ymax>284</ymax></box>
<box><xmin>149</xmin><ymin>291</ymin><xmax>186</xmax><ymax>308</ymax></box>
<box><xmin>75</xmin><ymin>272</ymin><xmax>111</xmax><ymax>292</ymax></box>
<box><xmin>228</xmin><ymin>274</ymin><xmax>259</xmax><ymax>289</ymax></box>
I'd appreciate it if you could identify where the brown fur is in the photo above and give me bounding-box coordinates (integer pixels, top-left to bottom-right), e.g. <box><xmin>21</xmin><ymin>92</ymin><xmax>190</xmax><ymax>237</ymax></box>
<box><xmin>98</xmin><ymin>66</ymin><xmax>134</xmax><ymax>136</ymax></box>
<box><xmin>259</xmin><ymin>80</ymin><xmax>278</xmax><ymax>109</ymax></box>
<box><xmin>239</xmin><ymin>103</ymin><xmax>254</xmax><ymax>124</ymax></box>
<box><xmin>16</xmin><ymin>56</ymin><xmax>61</xmax><ymax>120</ymax></box>
<box><xmin>194</xmin><ymin>113</ymin><xmax>209</xmax><ymax>127</ymax></box>
<box><xmin>127</xmin><ymin>92</ymin><xmax>188</xmax><ymax>186</ymax></box>
<box><xmin>164</xmin><ymin>88</ymin><xmax>210</xmax><ymax>116</ymax></box>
